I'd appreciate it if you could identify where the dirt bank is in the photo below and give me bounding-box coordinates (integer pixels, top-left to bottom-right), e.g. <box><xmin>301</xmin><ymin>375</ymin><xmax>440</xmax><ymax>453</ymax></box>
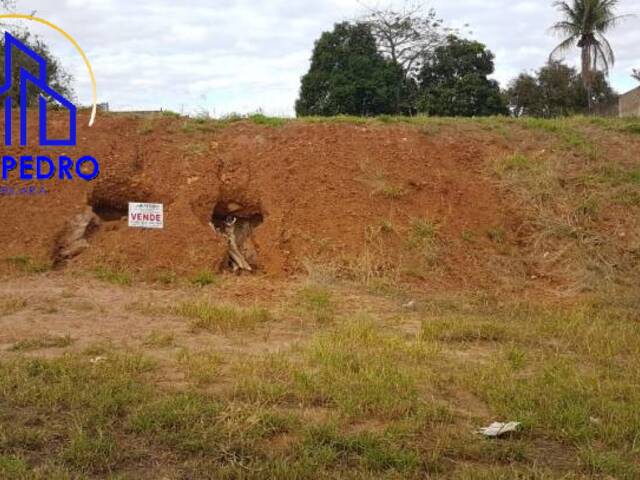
<box><xmin>1</xmin><ymin>114</ymin><xmax>639</xmax><ymax>294</ymax></box>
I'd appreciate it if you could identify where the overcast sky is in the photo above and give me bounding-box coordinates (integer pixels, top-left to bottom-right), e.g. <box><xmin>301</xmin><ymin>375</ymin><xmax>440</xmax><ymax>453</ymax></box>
<box><xmin>3</xmin><ymin>0</ymin><xmax>639</xmax><ymax>116</ymax></box>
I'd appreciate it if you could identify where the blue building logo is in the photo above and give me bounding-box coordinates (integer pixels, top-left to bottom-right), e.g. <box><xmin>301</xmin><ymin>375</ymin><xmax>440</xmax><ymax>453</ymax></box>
<box><xmin>0</xmin><ymin>18</ymin><xmax>101</xmax><ymax>190</ymax></box>
<box><xmin>1</xmin><ymin>32</ymin><xmax>77</xmax><ymax>146</ymax></box>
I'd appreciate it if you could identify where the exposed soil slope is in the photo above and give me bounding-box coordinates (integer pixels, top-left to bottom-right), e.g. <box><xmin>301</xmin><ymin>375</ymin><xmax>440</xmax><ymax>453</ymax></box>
<box><xmin>1</xmin><ymin>114</ymin><xmax>639</xmax><ymax>293</ymax></box>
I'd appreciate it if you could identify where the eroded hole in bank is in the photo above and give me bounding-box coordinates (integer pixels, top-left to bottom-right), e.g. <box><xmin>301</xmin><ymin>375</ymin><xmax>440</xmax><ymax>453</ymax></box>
<box><xmin>211</xmin><ymin>201</ymin><xmax>263</xmax><ymax>272</ymax></box>
<box><xmin>91</xmin><ymin>203</ymin><xmax>128</xmax><ymax>222</ymax></box>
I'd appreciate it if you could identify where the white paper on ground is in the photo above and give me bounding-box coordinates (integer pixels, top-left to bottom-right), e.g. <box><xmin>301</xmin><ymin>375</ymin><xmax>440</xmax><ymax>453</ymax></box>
<box><xmin>478</xmin><ymin>421</ymin><xmax>521</xmax><ymax>437</ymax></box>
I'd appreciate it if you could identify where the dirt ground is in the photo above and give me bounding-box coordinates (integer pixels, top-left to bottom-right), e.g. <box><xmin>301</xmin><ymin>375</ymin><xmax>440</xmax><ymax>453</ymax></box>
<box><xmin>0</xmin><ymin>273</ymin><xmax>336</xmax><ymax>358</ymax></box>
<box><xmin>2</xmin><ymin>113</ymin><xmax>521</xmax><ymax>285</ymax></box>
<box><xmin>2</xmin><ymin>114</ymin><xmax>639</xmax><ymax>295</ymax></box>
<box><xmin>1</xmin><ymin>115</ymin><xmax>639</xmax><ymax>478</ymax></box>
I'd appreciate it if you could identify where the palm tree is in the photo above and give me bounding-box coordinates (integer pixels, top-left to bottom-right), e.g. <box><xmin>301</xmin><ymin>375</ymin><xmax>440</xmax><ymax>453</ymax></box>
<box><xmin>550</xmin><ymin>0</ymin><xmax>630</xmax><ymax>110</ymax></box>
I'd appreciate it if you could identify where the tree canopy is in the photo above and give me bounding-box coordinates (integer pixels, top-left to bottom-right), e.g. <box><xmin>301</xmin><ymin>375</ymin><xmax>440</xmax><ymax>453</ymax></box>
<box><xmin>417</xmin><ymin>35</ymin><xmax>507</xmax><ymax>116</ymax></box>
<box><xmin>0</xmin><ymin>30</ymin><xmax>74</xmax><ymax>107</ymax></box>
<box><xmin>295</xmin><ymin>22</ymin><xmax>407</xmax><ymax>117</ymax></box>
<box><xmin>507</xmin><ymin>61</ymin><xmax>616</xmax><ymax>117</ymax></box>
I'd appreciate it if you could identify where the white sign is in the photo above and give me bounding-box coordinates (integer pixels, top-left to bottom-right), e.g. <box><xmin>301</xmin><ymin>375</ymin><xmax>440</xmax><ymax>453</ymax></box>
<box><xmin>128</xmin><ymin>203</ymin><xmax>164</xmax><ymax>229</ymax></box>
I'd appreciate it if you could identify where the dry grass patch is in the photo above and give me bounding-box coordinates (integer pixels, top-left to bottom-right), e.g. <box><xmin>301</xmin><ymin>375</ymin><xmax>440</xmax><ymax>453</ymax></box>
<box><xmin>0</xmin><ymin>296</ymin><xmax>27</xmax><ymax>317</ymax></box>
<box><xmin>10</xmin><ymin>335</ymin><xmax>74</xmax><ymax>352</ymax></box>
<box><xmin>492</xmin><ymin>146</ymin><xmax>640</xmax><ymax>293</ymax></box>
<box><xmin>358</xmin><ymin>160</ymin><xmax>407</xmax><ymax>200</ymax></box>
<box><xmin>173</xmin><ymin>301</ymin><xmax>273</xmax><ymax>333</ymax></box>
<box><xmin>176</xmin><ymin>349</ymin><xmax>222</xmax><ymax>385</ymax></box>
<box><xmin>142</xmin><ymin>331</ymin><xmax>176</xmax><ymax>349</ymax></box>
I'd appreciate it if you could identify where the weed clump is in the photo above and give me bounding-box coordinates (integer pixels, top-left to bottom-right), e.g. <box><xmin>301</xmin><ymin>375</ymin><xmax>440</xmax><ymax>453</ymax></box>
<box><xmin>174</xmin><ymin>301</ymin><xmax>272</xmax><ymax>333</ymax></box>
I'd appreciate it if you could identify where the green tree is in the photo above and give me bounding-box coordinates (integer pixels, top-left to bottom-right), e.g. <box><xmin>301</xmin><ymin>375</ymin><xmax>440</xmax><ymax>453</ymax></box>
<box><xmin>417</xmin><ymin>35</ymin><xmax>506</xmax><ymax>116</ymax></box>
<box><xmin>295</xmin><ymin>22</ymin><xmax>407</xmax><ymax>116</ymax></box>
<box><xmin>0</xmin><ymin>30</ymin><xmax>74</xmax><ymax>107</ymax></box>
<box><xmin>550</xmin><ymin>0</ymin><xmax>630</xmax><ymax>110</ymax></box>
<box><xmin>507</xmin><ymin>61</ymin><xmax>616</xmax><ymax>117</ymax></box>
<box><xmin>507</xmin><ymin>73</ymin><xmax>544</xmax><ymax>117</ymax></box>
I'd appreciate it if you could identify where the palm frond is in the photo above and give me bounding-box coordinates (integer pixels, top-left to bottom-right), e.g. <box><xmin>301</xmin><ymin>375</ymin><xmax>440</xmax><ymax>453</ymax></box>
<box><xmin>550</xmin><ymin>35</ymin><xmax>579</xmax><ymax>61</ymax></box>
<box><xmin>595</xmin><ymin>32</ymin><xmax>615</xmax><ymax>66</ymax></box>
<box><xmin>597</xmin><ymin>13</ymin><xmax>637</xmax><ymax>30</ymax></box>
<box><xmin>549</xmin><ymin>20</ymin><xmax>580</xmax><ymax>37</ymax></box>
<box><xmin>553</xmin><ymin>1</ymin><xmax>578</xmax><ymax>20</ymax></box>
<box><xmin>592</xmin><ymin>44</ymin><xmax>610</xmax><ymax>75</ymax></box>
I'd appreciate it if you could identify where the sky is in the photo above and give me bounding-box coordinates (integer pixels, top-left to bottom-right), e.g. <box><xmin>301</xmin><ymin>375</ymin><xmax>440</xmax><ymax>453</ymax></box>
<box><xmin>2</xmin><ymin>0</ymin><xmax>638</xmax><ymax>116</ymax></box>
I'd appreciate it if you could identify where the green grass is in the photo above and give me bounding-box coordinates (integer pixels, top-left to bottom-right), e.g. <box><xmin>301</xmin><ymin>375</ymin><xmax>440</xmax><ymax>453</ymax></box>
<box><xmin>494</xmin><ymin>153</ymin><xmax>533</xmax><ymax>174</ymax></box>
<box><xmin>160</xmin><ymin>109</ymin><xmax>181</xmax><ymax>118</ymax></box>
<box><xmin>421</xmin><ymin>317</ymin><xmax>508</xmax><ymax>343</ymax></box>
<box><xmin>174</xmin><ymin>301</ymin><xmax>272</xmax><ymax>333</ymax></box>
<box><xmin>236</xmin><ymin>317</ymin><xmax>438</xmax><ymax>420</ymax></box>
<box><xmin>2</xmin><ymin>297</ymin><xmax>640</xmax><ymax>477</ymax></box>
<box><xmin>153</xmin><ymin>268</ymin><xmax>178</xmax><ymax>285</ymax></box>
<box><xmin>519</xmin><ymin>117</ymin><xmax>598</xmax><ymax>158</ymax></box>
<box><xmin>0</xmin><ymin>455</ymin><xmax>30</xmax><ymax>478</ymax></box>
<box><xmin>176</xmin><ymin>349</ymin><xmax>222</xmax><ymax>384</ymax></box>
<box><xmin>94</xmin><ymin>265</ymin><xmax>133</xmax><ymax>286</ymax></box>
<box><xmin>301</xmin><ymin>423</ymin><xmax>420</xmax><ymax>472</ymax></box>
<box><xmin>358</xmin><ymin>161</ymin><xmax>406</xmax><ymax>200</ymax></box>
<box><xmin>296</xmin><ymin>286</ymin><xmax>335</xmax><ymax>324</ymax></box>
<box><xmin>621</xmin><ymin>123</ymin><xmax>640</xmax><ymax>135</ymax></box>
<box><xmin>10</xmin><ymin>335</ymin><xmax>74</xmax><ymax>352</ymax></box>
<box><xmin>5</xmin><ymin>255</ymin><xmax>51</xmax><ymax>274</ymax></box>
<box><xmin>406</xmin><ymin>218</ymin><xmax>441</xmax><ymax>267</ymax></box>
<box><xmin>191</xmin><ymin>269</ymin><xmax>219</xmax><ymax>287</ymax></box>
<box><xmin>248</xmin><ymin>113</ymin><xmax>288</xmax><ymax>127</ymax></box>
<box><xmin>409</xmin><ymin>218</ymin><xmax>438</xmax><ymax>242</ymax></box>
<box><xmin>592</xmin><ymin>166</ymin><xmax>640</xmax><ymax>186</ymax></box>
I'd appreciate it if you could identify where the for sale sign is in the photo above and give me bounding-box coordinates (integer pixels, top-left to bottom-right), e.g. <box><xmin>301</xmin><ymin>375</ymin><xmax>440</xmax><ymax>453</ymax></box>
<box><xmin>128</xmin><ymin>202</ymin><xmax>164</xmax><ymax>229</ymax></box>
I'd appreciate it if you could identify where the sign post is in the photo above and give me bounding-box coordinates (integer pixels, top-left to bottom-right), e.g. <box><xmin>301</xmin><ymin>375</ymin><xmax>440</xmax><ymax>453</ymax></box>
<box><xmin>128</xmin><ymin>202</ymin><xmax>164</xmax><ymax>229</ymax></box>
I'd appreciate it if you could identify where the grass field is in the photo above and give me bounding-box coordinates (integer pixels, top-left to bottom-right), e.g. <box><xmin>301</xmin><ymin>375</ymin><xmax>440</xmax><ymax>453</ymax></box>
<box><xmin>1</xmin><ymin>272</ymin><xmax>639</xmax><ymax>479</ymax></box>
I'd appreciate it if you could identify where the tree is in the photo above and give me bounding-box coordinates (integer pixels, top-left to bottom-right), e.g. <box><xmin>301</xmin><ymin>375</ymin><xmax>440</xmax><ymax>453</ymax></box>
<box><xmin>633</xmin><ymin>69</ymin><xmax>640</xmax><ymax>82</ymax></box>
<box><xmin>507</xmin><ymin>61</ymin><xmax>616</xmax><ymax>117</ymax></box>
<box><xmin>550</xmin><ymin>0</ymin><xmax>630</xmax><ymax>110</ymax></box>
<box><xmin>417</xmin><ymin>36</ymin><xmax>507</xmax><ymax>117</ymax></box>
<box><xmin>359</xmin><ymin>1</ymin><xmax>455</xmax><ymax>80</ymax></box>
<box><xmin>507</xmin><ymin>73</ymin><xmax>544</xmax><ymax>117</ymax></box>
<box><xmin>295</xmin><ymin>22</ymin><xmax>407</xmax><ymax>116</ymax></box>
<box><xmin>0</xmin><ymin>30</ymin><xmax>74</xmax><ymax>107</ymax></box>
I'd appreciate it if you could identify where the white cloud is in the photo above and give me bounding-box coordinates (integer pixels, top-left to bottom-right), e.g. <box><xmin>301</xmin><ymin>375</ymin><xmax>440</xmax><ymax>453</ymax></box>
<box><xmin>3</xmin><ymin>0</ymin><xmax>639</xmax><ymax>116</ymax></box>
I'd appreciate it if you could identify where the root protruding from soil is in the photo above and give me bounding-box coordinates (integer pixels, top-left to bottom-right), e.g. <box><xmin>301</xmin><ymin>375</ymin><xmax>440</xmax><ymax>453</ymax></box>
<box><xmin>52</xmin><ymin>207</ymin><xmax>101</xmax><ymax>268</ymax></box>
<box><xmin>210</xmin><ymin>201</ymin><xmax>263</xmax><ymax>273</ymax></box>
